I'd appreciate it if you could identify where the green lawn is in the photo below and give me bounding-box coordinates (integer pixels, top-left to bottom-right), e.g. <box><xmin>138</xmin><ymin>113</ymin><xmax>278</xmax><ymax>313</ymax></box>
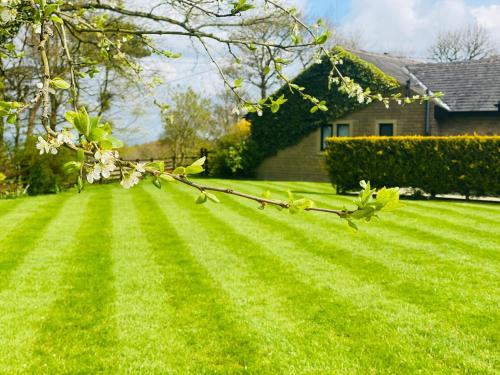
<box><xmin>0</xmin><ymin>180</ymin><xmax>499</xmax><ymax>374</ymax></box>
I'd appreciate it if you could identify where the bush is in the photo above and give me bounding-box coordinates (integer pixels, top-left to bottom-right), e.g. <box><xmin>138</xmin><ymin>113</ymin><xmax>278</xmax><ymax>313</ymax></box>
<box><xmin>210</xmin><ymin>119</ymin><xmax>257</xmax><ymax>178</ymax></box>
<box><xmin>15</xmin><ymin>139</ymin><xmax>75</xmax><ymax>196</ymax></box>
<box><xmin>325</xmin><ymin>136</ymin><xmax>500</xmax><ymax>197</ymax></box>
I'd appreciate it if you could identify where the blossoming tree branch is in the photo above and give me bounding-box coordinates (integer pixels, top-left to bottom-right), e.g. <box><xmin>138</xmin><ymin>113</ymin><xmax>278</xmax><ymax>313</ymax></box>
<box><xmin>0</xmin><ymin>0</ymin><xmax>435</xmax><ymax>229</ymax></box>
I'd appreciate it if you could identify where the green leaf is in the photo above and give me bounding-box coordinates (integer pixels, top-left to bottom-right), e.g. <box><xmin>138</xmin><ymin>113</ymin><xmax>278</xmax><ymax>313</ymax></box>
<box><xmin>310</xmin><ymin>106</ymin><xmax>319</xmax><ymax>114</ymax></box>
<box><xmin>376</xmin><ymin>187</ymin><xmax>400</xmax><ymax>211</ymax></box>
<box><xmin>159</xmin><ymin>174</ymin><xmax>176</xmax><ymax>183</ymax></box>
<box><xmin>107</xmin><ymin>136</ymin><xmax>124</xmax><ymax>149</ymax></box>
<box><xmin>231</xmin><ymin>0</ymin><xmax>255</xmax><ymax>14</ymax></box>
<box><xmin>50</xmin><ymin>77</ymin><xmax>71</xmax><ymax>89</ymax></box>
<box><xmin>7</xmin><ymin>114</ymin><xmax>16</xmax><ymax>124</ymax></box>
<box><xmin>205</xmin><ymin>192</ymin><xmax>220</xmax><ymax>203</ymax></box>
<box><xmin>44</xmin><ymin>3</ymin><xmax>59</xmax><ymax>15</ymax></box>
<box><xmin>77</xmin><ymin>175</ymin><xmax>83</xmax><ymax>193</ymax></box>
<box><xmin>234</xmin><ymin>78</ymin><xmax>243</xmax><ymax>88</ymax></box>
<box><xmin>196</xmin><ymin>192</ymin><xmax>208</xmax><ymax>204</ymax></box>
<box><xmin>185</xmin><ymin>165</ymin><xmax>204</xmax><ymax>175</ymax></box>
<box><xmin>191</xmin><ymin>156</ymin><xmax>206</xmax><ymax>166</ymax></box>
<box><xmin>314</xmin><ymin>31</ymin><xmax>330</xmax><ymax>45</ymax></box>
<box><xmin>270</xmin><ymin>102</ymin><xmax>280</xmax><ymax>113</ymax></box>
<box><xmin>66</xmin><ymin>108</ymin><xmax>90</xmax><ymax>137</ymax></box>
<box><xmin>147</xmin><ymin>161</ymin><xmax>165</xmax><ymax>173</ymax></box>
<box><xmin>347</xmin><ymin>219</ymin><xmax>358</xmax><ymax>231</ymax></box>
<box><xmin>152</xmin><ymin>177</ymin><xmax>162</xmax><ymax>190</ymax></box>
<box><xmin>63</xmin><ymin>161</ymin><xmax>82</xmax><ymax>175</ymax></box>
<box><xmin>89</xmin><ymin>126</ymin><xmax>108</xmax><ymax>142</ymax></box>
<box><xmin>173</xmin><ymin>166</ymin><xmax>186</xmax><ymax>175</ymax></box>
<box><xmin>50</xmin><ymin>14</ymin><xmax>63</xmax><ymax>24</ymax></box>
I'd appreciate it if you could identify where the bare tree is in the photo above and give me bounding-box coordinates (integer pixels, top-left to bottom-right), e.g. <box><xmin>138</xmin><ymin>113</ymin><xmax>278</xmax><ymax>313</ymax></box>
<box><xmin>223</xmin><ymin>13</ymin><xmax>309</xmax><ymax>101</ymax></box>
<box><xmin>429</xmin><ymin>23</ymin><xmax>496</xmax><ymax>62</ymax></box>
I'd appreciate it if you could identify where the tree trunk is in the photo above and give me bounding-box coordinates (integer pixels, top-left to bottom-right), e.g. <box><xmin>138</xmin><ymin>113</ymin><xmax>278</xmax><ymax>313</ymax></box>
<box><xmin>50</xmin><ymin>95</ymin><xmax>59</xmax><ymax>130</ymax></box>
<box><xmin>259</xmin><ymin>74</ymin><xmax>267</xmax><ymax>100</ymax></box>
<box><xmin>14</xmin><ymin>117</ymin><xmax>21</xmax><ymax>152</ymax></box>
<box><xmin>25</xmin><ymin>100</ymin><xmax>41</xmax><ymax>147</ymax></box>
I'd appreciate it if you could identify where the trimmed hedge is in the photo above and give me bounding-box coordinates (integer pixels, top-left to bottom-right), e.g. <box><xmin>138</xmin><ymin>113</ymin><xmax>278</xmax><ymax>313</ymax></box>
<box><xmin>325</xmin><ymin>136</ymin><xmax>500</xmax><ymax>197</ymax></box>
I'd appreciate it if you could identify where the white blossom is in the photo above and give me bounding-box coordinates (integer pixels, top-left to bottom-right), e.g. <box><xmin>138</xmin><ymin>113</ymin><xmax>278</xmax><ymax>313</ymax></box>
<box><xmin>56</xmin><ymin>129</ymin><xmax>76</xmax><ymax>145</ymax></box>
<box><xmin>120</xmin><ymin>171</ymin><xmax>141</xmax><ymax>189</ymax></box>
<box><xmin>89</xmin><ymin>149</ymin><xmax>118</xmax><ymax>180</ymax></box>
<box><xmin>100</xmin><ymin>162</ymin><xmax>116</xmax><ymax>179</ymax></box>
<box><xmin>35</xmin><ymin>136</ymin><xmax>59</xmax><ymax>155</ymax></box>
<box><xmin>86</xmin><ymin>164</ymin><xmax>102</xmax><ymax>184</ymax></box>
<box><xmin>135</xmin><ymin>162</ymin><xmax>146</xmax><ymax>173</ymax></box>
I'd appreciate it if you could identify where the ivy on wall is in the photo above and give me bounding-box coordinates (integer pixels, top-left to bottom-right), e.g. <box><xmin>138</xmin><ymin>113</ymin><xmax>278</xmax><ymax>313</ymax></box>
<box><xmin>245</xmin><ymin>47</ymin><xmax>399</xmax><ymax>173</ymax></box>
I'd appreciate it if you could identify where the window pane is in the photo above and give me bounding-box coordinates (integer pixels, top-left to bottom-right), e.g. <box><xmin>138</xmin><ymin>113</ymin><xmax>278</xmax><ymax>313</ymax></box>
<box><xmin>336</xmin><ymin>124</ymin><xmax>350</xmax><ymax>137</ymax></box>
<box><xmin>321</xmin><ymin>125</ymin><xmax>333</xmax><ymax>150</ymax></box>
<box><xmin>379</xmin><ymin>123</ymin><xmax>394</xmax><ymax>136</ymax></box>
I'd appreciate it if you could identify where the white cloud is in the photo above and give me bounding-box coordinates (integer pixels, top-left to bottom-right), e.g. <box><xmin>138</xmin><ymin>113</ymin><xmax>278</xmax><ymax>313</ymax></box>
<box><xmin>339</xmin><ymin>0</ymin><xmax>500</xmax><ymax>57</ymax></box>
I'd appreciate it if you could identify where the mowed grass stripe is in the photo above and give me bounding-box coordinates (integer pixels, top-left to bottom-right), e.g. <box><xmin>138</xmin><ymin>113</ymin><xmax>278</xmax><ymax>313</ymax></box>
<box><xmin>153</xmin><ymin>184</ymin><xmax>485</xmax><ymax>373</ymax></box>
<box><xmin>110</xmin><ymin>187</ymin><xmax>190</xmax><ymax>373</ymax></box>
<box><xmin>31</xmin><ymin>187</ymin><xmax>118</xmax><ymax>373</ymax></box>
<box><xmin>246</xmin><ymin>180</ymin><xmax>500</xmax><ymax>267</ymax></box>
<box><xmin>0</xmin><ymin>199</ymin><xmax>24</xmax><ymax>220</ymax></box>
<box><xmin>0</xmin><ymin>193</ymin><xmax>71</xmax><ymax>291</ymax></box>
<box><xmin>149</xmin><ymin>185</ymin><xmax>369</xmax><ymax>373</ymax></box>
<box><xmin>0</xmin><ymin>194</ymin><xmax>64</xmax><ymax>243</ymax></box>
<box><xmin>130</xmin><ymin>186</ymin><xmax>267</xmax><ymax>373</ymax></box>
<box><xmin>192</xmin><ymin>183</ymin><xmax>497</xmax><ymax>372</ymax></box>
<box><xmin>210</xmin><ymin>181</ymin><xmax>499</xmax><ymax>349</ymax></box>
<box><xmin>0</xmin><ymin>192</ymin><xmax>91</xmax><ymax>373</ymax></box>
<box><xmin>232</xmin><ymin>180</ymin><xmax>499</xmax><ymax>289</ymax></box>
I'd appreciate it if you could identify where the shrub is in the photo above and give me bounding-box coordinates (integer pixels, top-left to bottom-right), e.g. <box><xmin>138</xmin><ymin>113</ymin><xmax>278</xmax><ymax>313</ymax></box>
<box><xmin>210</xmin><ymin>119</ymin><xmax>257</xmax><ymax>178</ymax></box>
<box><xmin>325</xmin><ymin>136</ymin><xmax>500</xmax><ymax>197</ymax></box>
<box><xmin>16</xmin><ymin>138</ymin><xmax>75</xmax><ymax>196</ymax></box>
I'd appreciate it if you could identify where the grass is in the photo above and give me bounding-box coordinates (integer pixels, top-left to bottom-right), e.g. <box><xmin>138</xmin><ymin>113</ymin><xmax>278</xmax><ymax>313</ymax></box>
<box><xmin>0</xmin><ymin>179</ymin><xmax>498</xmax><ymax>374</ymax></box>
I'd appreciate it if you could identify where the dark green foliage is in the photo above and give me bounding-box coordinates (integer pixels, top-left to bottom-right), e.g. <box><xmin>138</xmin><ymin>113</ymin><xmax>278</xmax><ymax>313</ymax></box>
<box><xmin>245</xmin><ymin>47</ymin><xmax>399</xmax><ymax>171</ymax></box>
<box><xmin>325</xmin><ymin>136</ymin><xmax>500</xmax><ymax>197</ymax></box>
<box><xmin>18</xmin><ymin>140</ymin><xmax>75</xmax><ymax>196</ymax></box>
<box><xmin>210</xmin><ymin>138</ymin><xmax>257</xmax><ymax>178</ymax></box>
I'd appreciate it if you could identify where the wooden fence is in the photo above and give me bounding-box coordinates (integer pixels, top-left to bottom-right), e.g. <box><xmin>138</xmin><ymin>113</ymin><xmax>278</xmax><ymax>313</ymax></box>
<box><xmin>108</xmin><ymin>148</ymin><xmax>211</xmax><ymax>181</ymax></box>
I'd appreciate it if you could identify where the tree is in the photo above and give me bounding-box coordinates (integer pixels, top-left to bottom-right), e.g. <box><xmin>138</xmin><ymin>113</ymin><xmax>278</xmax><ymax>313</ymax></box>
<box><xmin>0</xmin><ymin>0</ymin><xmax>426</xmax><ymax>225</ymax></box>
<box><xmin>159</xmin><ymin>88</ymin><xmax>214</xmax><ymax>164</ymax></box>
<box><xmin>223</xmin><ymin>12</ymin><xmax>311</xmax><ymax>101</ymax></box>
<box><xmin>429</xmin><ymin>23</ymin><xmax>496</xmax><ymax>62</ymax></box>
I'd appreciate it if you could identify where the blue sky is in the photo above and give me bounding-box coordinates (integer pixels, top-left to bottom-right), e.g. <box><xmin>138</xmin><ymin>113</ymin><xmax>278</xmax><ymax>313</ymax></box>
<box><xmin>299</xmin><ymin>0</ymin><xmax>500</xmax><ymax>56</ymax></box>
<box><xmin>307</xmin><ymin>0</ymin><xmax>500</xmax><ymax>22</ymax></box>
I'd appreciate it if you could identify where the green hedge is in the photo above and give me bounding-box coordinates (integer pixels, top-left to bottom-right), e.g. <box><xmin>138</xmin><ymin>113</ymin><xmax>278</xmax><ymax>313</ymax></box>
<box><xmin>325</xmin><ymin>136</ymin><xmax>500</xmax><ymax>197</ymax></box>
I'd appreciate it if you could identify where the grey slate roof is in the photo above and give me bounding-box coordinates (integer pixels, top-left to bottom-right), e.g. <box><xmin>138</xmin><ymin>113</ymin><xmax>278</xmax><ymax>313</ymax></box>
<box><xmin>406</xmin><ymin>58</ymin><xmax>500</xmax><ymax>112</ymax></box>
<box><xmin>347</xmin><ymin>49</ymin><xmax>422</xmax><ymax>85</ymax></box>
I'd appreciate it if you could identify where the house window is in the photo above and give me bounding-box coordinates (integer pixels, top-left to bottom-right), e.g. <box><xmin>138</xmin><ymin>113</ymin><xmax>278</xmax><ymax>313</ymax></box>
<box><xmin>320</xmin><ymin>125</ymin><xmax>333</xmax><ymax>150</ymax></box>
<box><xmin>379</xmin><ymin>123</ymin><xmax>394</xmax><ymax>136</ymax></box>
<box><xmin>336</xmin><ymin>123</ymin><xmax>350</xmax><ymax>137</ymax></box>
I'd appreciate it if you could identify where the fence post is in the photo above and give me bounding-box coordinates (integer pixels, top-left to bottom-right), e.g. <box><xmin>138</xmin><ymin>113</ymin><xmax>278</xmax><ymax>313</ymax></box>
<box><xmin>172</xmin><ymin>155</ymin><xmax>176</xmax><ymax>170</ymax></box>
